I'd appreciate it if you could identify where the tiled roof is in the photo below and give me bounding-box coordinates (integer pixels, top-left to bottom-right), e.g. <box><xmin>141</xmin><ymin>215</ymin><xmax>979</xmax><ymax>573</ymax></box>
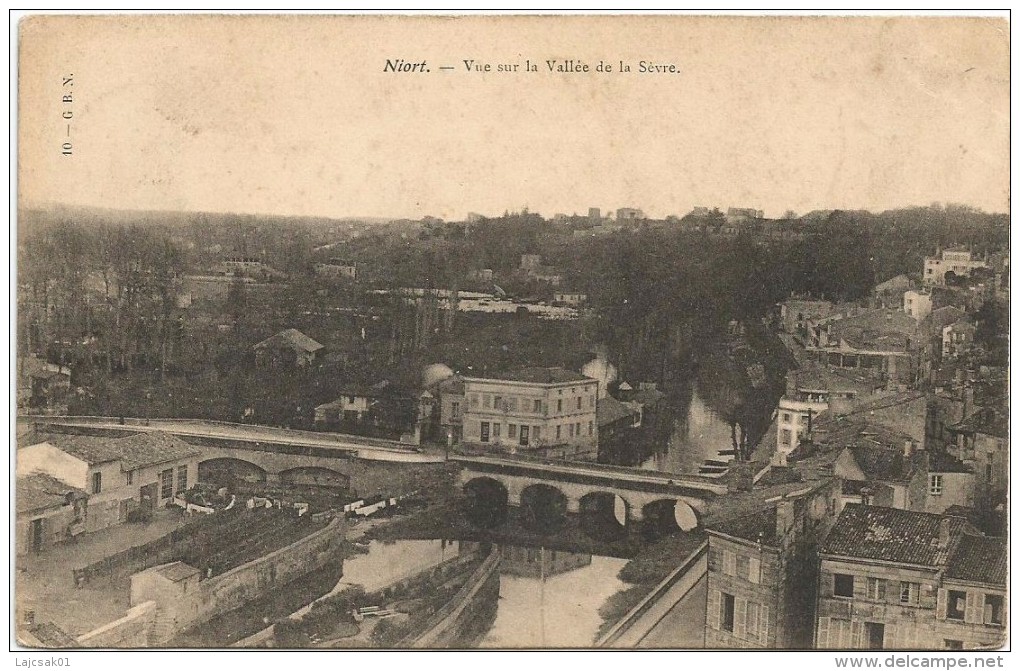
<box><xmin>821</xmin><ymin>504</ymin><xmax>966</xmax><ymax>567</ymax></box>
<box><xmin>828</xmin><ymin>309</ymin><xmax>918</xmax><ymax>352</ymax></box>
<box><xmin>944</xmin><ymin>535</ymin><xmax>1006</xmax><ymax>586</ymax></box>
<box><xmin>16</xmin><ymin>473</ymin><xmax>84</xmax><ymax>514</ymax></box>
<box><xmin>254</xmin><ymin>328</ymin><xmax>324</xmax><ymax>353</ymax></box>
<box><xmin>596</xmin><ymin>396</ymin><xmax>635</xmax><ymax>427</ymax></box>
<box><xmin>110</xmin><ymin>431</ymin><xmax>202</xmax><ymax>470</ymax></box>
<box><xmin>482</xmin><ymin>367</ymin><xmax>593</xmax><ymax>384</ymax></box>
<box><xmin>929</xmin><ymin>450</ymin><xmax>973</xmax><ymax>474</ymax></box>
<box><xmin>848</xmin><ymin>444</ymin><xmax>921</xmax><ymax>484</ymax></box>
<box><xmin>41</xmin><ymin>431</ymin><xmax>200</xmax><ymax>471</ymax></box>
<box><xmin>708</xmin><ymin>506</ymin><xmax>778</xmax><ymax>546</ymax></box>
<box><xmin>950</xmin><ymin>407</ymin><xmax>1008</xmax><ymax>439</ymax></box>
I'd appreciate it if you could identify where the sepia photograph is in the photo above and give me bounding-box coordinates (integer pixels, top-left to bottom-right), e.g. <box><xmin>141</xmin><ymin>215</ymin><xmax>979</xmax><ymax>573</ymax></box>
<box><xmin>11</xmin><ymin>11</ymin><xmax>1010</xmax><ymax>656</ymax></box>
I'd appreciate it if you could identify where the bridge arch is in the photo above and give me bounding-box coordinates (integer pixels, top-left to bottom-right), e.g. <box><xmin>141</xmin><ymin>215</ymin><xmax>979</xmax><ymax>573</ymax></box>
<box><xmin>641</xmin><ymin>498</ymin><xmax>699</xmax><ymax>538</ymax></box>
<box><xmin>463</xmin><ymin>477</ymin><xmax>509</xmax><ymax>529</ymax></box>
<box><xmin>520</xmin><ymin>483</ymin><xmax>568</xmax><ymax>533</ymax></box>
<box><xmin>578</xmin><ymin>491</ymin><xmax>630</xmax><ymax>539</ymax></box>
<box><xmin>198</xmin><ymin>457</ymin><xmax>267</xmax><ymax>485</ymax></box>
<box><xmin>279</xmin><ymin>466</ymin><xmax>350</xmax><ymax>489</ymax></box>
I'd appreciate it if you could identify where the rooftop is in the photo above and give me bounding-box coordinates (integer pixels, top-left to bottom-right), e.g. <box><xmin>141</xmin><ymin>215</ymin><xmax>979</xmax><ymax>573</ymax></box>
<box><xmin>151</xmin><ymin>561</ymin><xmax>202</xmax><ymax>583</ymax></box>
<box><xmin>949</xmin><ymin>407</ymin><xmax>1008</xmax><ymax>439</ymax></box>
<box><xmin>16</xmin><ymin>473</ymin><xmax>84</xmax><ymax>515</ymax></box>
<box><xmin>846</xmin><ymin>444</ymin><xmax>922</xmax><ymax>484</ymax></box>
<box><xmin>708</xmin><ymin>505</ymin><xmax>778</xmax><ymax>546</ymax></box>
<box><xmin>820</xmin><ymin>504</ymin><xmax>966</xmax><ymax>568</ymax></box>
<box><xmin>470</xmin><ymin>367</ymin><xmax>593</xmax><ymax>385</ymax></box>
<box><xmin>596</xmin><ymin>395</ymin><xmax>636</xmax><ymax>427</ymax></box>
<box><xmin>253</xmin><ymin>328</ymin><xmax>324</xmax><ymax>353</ymax></box>
<box><xmin>944</xmin><ymin>535</ymin><xmax>1006</xmax><ymax>586</ymax></box>
<box><xmin>39</xmin><ymin>431</ymin><xmax>201</xmax><ymax>471</ymax></box>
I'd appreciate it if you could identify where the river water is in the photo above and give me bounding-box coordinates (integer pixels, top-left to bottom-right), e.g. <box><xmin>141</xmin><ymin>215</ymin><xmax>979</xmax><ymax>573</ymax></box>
<box><xmin>638</xmin><ymin>383</ymin><xmax>737</xmax><ymax>475</ymax></box>
<box><xmin>303</xmin><ymin>539</ymin><xmax>630</xmax><ymax>648</ymax></box>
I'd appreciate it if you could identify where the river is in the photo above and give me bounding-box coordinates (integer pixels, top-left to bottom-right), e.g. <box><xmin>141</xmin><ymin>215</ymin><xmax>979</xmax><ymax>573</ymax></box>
<box><xmin>638</xmin><ymin>383</ymin><xmax>737</xmax><ymax>475</ymax></box>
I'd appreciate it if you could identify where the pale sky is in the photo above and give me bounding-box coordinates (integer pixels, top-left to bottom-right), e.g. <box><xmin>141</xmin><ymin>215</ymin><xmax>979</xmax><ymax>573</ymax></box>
<box><xmin>18</xmin><ymin>15</ymin><xmax>1010</xmax><ymax>220</ymax></box>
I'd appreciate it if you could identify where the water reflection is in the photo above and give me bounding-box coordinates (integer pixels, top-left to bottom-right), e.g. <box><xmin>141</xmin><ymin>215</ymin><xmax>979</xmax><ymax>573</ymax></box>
<box><xmin>480</xmin><ymin>545</ymin><xmax>627</xmax><ymax>648</ymax></box>
<box><xmin>640</xmin><ymin>383</ymin><xmax>737</xmax><ymax>475</ymax></box>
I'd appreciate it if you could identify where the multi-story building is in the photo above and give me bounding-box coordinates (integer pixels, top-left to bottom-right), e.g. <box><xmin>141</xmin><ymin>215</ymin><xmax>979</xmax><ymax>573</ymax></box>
<box><xmin>945</xmin><ymin>407</ymin><xmax>1008</xmax><ymax>506</ymax></box>
<box><xmin>461</xmin><ymin>367</ymin><xmax>598</xmax><ymax>458</ymax></box>
<box><xmin>313</xmin><ymin>259</ymin><xmax>357</xmax><ymax>281</ymax></box>
<box><xmin>725</xmin><ymin>207</ymin><xmax>764</xmax><ymax>223</ymax></box>
<box><xmin>815</xmin><ymin>504</ymin><xmax>1005</xmax><ymax>650</ymax></box>
<box><xmin>942</xmin><ymin>320</ymin><xmax>976</xmax><ymax>359</ymax></box>
<box><xmin>18</xmin><ymin>432</ymin><xmax>201</xmax><ymax>534</ymax></box>
<box><xmin>705</xmin><ymin>479</ymin><xmax>843</xmax><ymax>649</ymax></box>
<box><xmin>903</xmin><ymin>289</ymin><xmax>933</xmax><ymax>322</ymax></box>
<box><xmin>616</xmin><ymin>208</ymin><xmax>645</xmax><ymax>221</ymax></box>
<box><xmin>775</xmin><ymin>364</ymin><xmax>872</xmax><ymax>455</ymax></box>
<box><xmin>805</xmin><ymin>308</ymin><xmax>919</xmax><ymax>385</ymax></box>
<box><xmin>777</xmin><ymin>296</ymin><xmax>835</xmax><ymax>339</ymax></box>
<box><xmin>923</xmin><ymin>248</ymin><xmax>989</xmax><ymax>287</ymax></box>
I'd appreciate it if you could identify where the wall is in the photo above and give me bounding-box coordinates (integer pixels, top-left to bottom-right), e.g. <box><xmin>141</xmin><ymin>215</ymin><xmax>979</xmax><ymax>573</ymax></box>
<box><xmin>77</xmin><ymin>601</ymin><xmax>157</xmax><ymax>648</ymax></box>
<box><xmin>934</xmin><ymin>582</ymin><xmax>1007</xmax><ymax>649</ymax></box>
<box><xmin>706</xmin><ymin>537</ymin><xmax>780</xmax><ymax>649</ymax></box>
<box><xmin>17</xmin><ymin>443</ymin><xmax>89</xmax><ymax>489</ymax></box>
<box><xmin>15</xmin><ymin>505</ymin><xmax>79</xmax><ymax>556</ymax></box>
<box><xmin>816</xmin><ymin>557</ymin><xmax>939</xmax><ymax>649</ymax></box>
<box><xmin>131</xmin><ymin>516</ymin><xmax>345</xmax><ymax>645</ymax></box>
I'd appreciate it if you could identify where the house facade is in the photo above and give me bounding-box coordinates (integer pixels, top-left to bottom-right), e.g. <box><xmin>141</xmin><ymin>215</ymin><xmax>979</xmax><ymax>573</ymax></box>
<box><xmin>706</xmin><ymin>479</ymin><xmax>842</xmax><ymax>649</ymax></box>
<box><xmin>924</xmin><ymin>249</ymin><xmax>989</xmax><ymax>287</ymax></box>
<box><xmin>313</xmin><ymin>260</ymin><xmax>357</xmax><ymax>281</ymax></box>
<box><xmin>18</xmin><ymin>432</ymin><xmax>201</xmax><ymax>533</ymax></box>
<box><xmin>903</xmin><ymin>290</ymin><xmax>933</xmax><ymax>322</ymax></box>
<box><xmin>461</xmin><ymin>368</ymin><xmax>598</xmax><ymax>458</ymax></box>
<box><xmin>816</xmin><ymin>504</ymin><xmax>1005</xmax><ymax>650</ymax></box>
<box><xmin>253</xmin><ymin>328</ymin><xmax>324</xmax><ymax>369</ymax></box>
<box><xmin>16</xmin><ymin>472</ymin><xmax>87</xmax><ymax>556</ymax></box>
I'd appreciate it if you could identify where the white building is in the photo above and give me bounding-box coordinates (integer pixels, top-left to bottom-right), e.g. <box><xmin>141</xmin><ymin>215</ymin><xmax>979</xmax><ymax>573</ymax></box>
<box><xmin>903</xmin><ymin>290</ymin><xmax>933</xmax><ymax>321</ymax></box>
<box><xmin>923</xmin><ymin>248</ymin><xmax>988</xmax><ymax>286</ymax></box>
<box><xmin>462</xmin><ymin>367</ymin><xmax>598</xmax><ymax>459</ymax></box>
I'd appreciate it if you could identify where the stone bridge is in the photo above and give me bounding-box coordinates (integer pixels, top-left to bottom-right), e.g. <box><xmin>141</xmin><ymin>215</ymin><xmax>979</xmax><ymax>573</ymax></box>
<box><xmin>454</xmin><ymin>454</ymin><xmax>727</xmax><ymax>528</ymax></box>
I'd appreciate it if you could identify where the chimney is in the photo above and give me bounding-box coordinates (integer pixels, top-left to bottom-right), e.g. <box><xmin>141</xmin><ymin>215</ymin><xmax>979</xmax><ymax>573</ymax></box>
<box><xmin>785</xmin><ymin>371</ymin><xmax>798</xmax><ymax>397</ymax></box>
<box><xmin>937</xmin><ymin>518</ymin><xmax>952</xmax><ymax>551</ymax></box>
<box><xmin>776</xmin><ymin>498</ymin><xmax>797</xmax><ymax>543</ymax></box>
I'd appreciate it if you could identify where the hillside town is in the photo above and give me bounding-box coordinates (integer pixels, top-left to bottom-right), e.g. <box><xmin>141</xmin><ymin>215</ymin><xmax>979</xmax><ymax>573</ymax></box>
<box><xmin>14</xmin><ymin>200</ymin><xmax>1008</xmax><ymax>651</ymax></box>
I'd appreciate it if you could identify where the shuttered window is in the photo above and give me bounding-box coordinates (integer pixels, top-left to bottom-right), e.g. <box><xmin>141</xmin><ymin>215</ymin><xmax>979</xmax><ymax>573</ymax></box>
<box><xmin>723</xmin><ymin>550</ymin><xmax>736</xmax><ymax>576</ymax></box>
<box><xmin>748</xmin><ymin>556</ymin><xmax>761</xmax><ymax>584</ymax></box>
<box><xmin>818</xmin><ymin>617</ymin><xmax>855</xmax><ymax>649</ymax></box>
<box><xmin>867</xmin><ymin>577</ymin><xmax>886</xmax><ymax>601</ymax></box>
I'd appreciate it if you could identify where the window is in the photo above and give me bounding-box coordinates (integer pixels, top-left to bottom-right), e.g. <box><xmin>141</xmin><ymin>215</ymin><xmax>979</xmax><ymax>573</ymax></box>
<box><xmin>746</xmin><ymin>601</ymin><xmax>761</xmax><ymax>641</ymax></box>
<box><xmin>576</xmin><ymin>422</ymin><xmax>581</xmax><ymax>436</ymax></box>
<box><xmin>867</xmin><ymin>577</ymin><xmax>886</xmax><ymax>601</ymax></box>
<box><xmin>944</xmin><ymin>640</ymin><xmax>964</xmax><ymax>650</ymax></box>
<box><xmin>833</xmin><ymin>574</ymin><xmax>854</xmax><ymax>597</ymax></box>
<box><xmin>947</xmin><ymin>590</ymin><xmax>967</xmax><ymax>620</ymax></box>
<box><xmin>721</xmin><ymin>593</ymin><xmax>735</xmax><ymax>632</ymax></box>
<box><xmin>533</xmin><ymin>399</ymin><xmax>542</xmax><ymax>413</ymax></box>
<box><xmin>480</xmin><ymin>421</ymin><xmax>490</xmax><ymax>443</ymax></box>
<box><xmin>556</xmin><ymin>425</ymin><xmax>562</xmax><ymax>439</ymax></box>
<box><xmin>985</xmin><ymin>594</ymin><xmax>1004</xmax><ymax>625</ymax></box>
<box><xmin>864</xmin><ymin>622</ymin><xmax>885</xmax><ymax>650</ymax></box>
<box><xmin>590</xmin><ymin>395</ymin><xmax>595</xmax><ymax>408</ymax></box>
<box><xmin>929</xmin><ymin>474</ymin><xmax>943</xmax><ymax>496</ymax></box>
<box><xmin>494</xmin><ymin>395</ymin><xmax>503</xmax><ymax>410</ymax></box>
<box><xmin>492</xmin><ymin>423</ymin><xmax>501</xmax><ymax>439</ymax></box>
<box><xmin>782</xmin><ymin>413</ymin><xmax>792</xmax><ymax>423</ymax></box>
<box><xmin>780</xmin><ymin>429</ymin><xmax>792</xmax><ymax>446</ymax></box>
<box><xmin>557</xmin><ymin>399</ymin><xmax>563</xmax><ymax>413</ymax></box>
<box><xmin>509</xmin><ymin>424</ymin><xmax>517</xmax><ymax>439</ymax></box>
<box><xmin>469</xmin><ymin>394</ymin><xmax>480</xmax><ymax>408</ymax></box>
<box><xmin>576</xmin><ymin>397</ymin><xmax>582</xmax><ymax>410</ymax></box>
<box><xmin>588</xmin><ymin>421</ymin><xmax>594</xmax><ymax>436</ymax></box>
<box><xmin>483</xmin><ymin>394</ymin><xmax>491</xmax><ymax>409</ymax></box>
<box><xmin>507</xmin><ymin>397</ymin><xmax>517</xmax><ymax>412</ymax></box>
<box><xmin>722</xmin><ymin>550</ymin><xmax>736</xmax><ymax>576</ymax></box>
<box><xmin>125</xmin><ymin>471</ymin><xmax>133</xmax><ymax>485</ymax></box>
<box><xmin>91</xmin><ymin>471</ymin><xmax>102</xmax><ymax>494</ymax></box>
<box><xmin>748</xmin><ymin>556</ymin><xmax>761</xmax><ymax>584</ymax></box>
<box><xmin>519</xmin><ymin>425</ymin><xmax>530</xmax><ymax>446</ymax></box>
<box><xmin>899</xmin><ymin>581</ymin><xmax>919</xmax><ymax>605</ymax></box>
<box><xmin>451</xmin><ymin>401</ymin><xmax>461</xmax><ymax>418</ymax></box>
<box><xmin>177</xmin><ymin>466</ymin><xmax>188</xmax><ymax>493</ymax></box>
<box><xmin>568</xmin><ymin>424</ymin><xmax>575</xmax><ymax>438</ymax></box>
<box><xmin>533</xmin><ymin>426</ymin><xmax>541</xmax><ymax>440</ymax></box>
<box><xmin>160</xmin><ymin>469</ymin><xmax>173</xmax><ymax>499</ymax></box>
